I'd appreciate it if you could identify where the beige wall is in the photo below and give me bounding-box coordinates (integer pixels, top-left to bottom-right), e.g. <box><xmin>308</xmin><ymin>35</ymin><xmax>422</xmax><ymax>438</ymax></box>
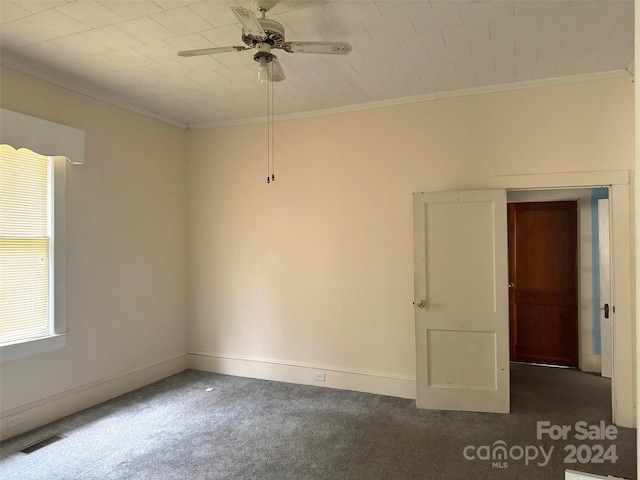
<box><xmin>0</xmin><ymin>67</ymin><xmax>189</xmax><ymax>437</ymax></box>
<box><xmin>0</xmin><ymin>67</ymin><xmax>634</xmax><ymax>437</ymax></box>
<box><xmin>187</xmin><ymin>76</ymin><xmax>634</xmax><ymax>390</ymax></box>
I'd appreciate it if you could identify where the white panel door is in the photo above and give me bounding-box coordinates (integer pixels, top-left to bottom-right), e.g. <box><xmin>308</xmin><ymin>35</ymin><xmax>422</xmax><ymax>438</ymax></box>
<box><xmin>598</xmin><ymin>198</ymin><xmax>612</xmax><ymax>379</ymax></box>
<box><xmin>413</xmin><ymin>190</ymin><xmax>510</xmax><ymax>413</ymax></box>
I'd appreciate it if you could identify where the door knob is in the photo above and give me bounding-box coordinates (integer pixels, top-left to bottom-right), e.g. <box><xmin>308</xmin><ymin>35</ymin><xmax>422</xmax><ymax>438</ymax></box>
<box><xmin>415</xmin><ymin>299</ymin><xmax>426</xmax><ymax>308</ymax></box>
<box><xmin>508</xmin><ymin>282</ymin><xmax>515</xmax><ymax>288</ymax></box>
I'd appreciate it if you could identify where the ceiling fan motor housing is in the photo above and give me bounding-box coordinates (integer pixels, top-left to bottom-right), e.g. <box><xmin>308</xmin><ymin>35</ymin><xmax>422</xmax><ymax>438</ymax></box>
<box><xmin>242</xmin><ymin>19</ymin><xmax>285</xmax><ymax>49</ymax></box>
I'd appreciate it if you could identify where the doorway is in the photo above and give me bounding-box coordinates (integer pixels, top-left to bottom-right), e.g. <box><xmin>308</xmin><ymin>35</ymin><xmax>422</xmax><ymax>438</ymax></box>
<box><xmin>497</xmin><ymin>173</ymin><xmax>633</xmax><ymax>428</ymax></box>
<box><xmin>507</xmin><ymin>200</ymin><xmax>580</xmax><ymax>367</ymax></box>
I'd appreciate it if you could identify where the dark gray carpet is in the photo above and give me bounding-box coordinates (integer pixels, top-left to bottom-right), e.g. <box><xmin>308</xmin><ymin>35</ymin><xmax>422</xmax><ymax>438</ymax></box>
<box><xmin>0</xmin><ymin>363</ymin><xmax>636</xmax><ymax>479</ymax></box>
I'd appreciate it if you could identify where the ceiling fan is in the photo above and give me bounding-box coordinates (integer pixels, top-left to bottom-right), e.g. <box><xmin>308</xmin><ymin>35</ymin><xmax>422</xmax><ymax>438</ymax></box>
<box><xmin>177</xmin><ymin>1</ymin><xmax>353</xmax><ymax>82</ymax></box>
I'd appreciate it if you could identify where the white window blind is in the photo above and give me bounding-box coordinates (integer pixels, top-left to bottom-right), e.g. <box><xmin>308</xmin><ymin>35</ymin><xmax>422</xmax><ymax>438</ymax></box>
<box><xmin>0</xmin><ymin>145</ymin><xmax>51</xmax><ymax>345</ymax></box>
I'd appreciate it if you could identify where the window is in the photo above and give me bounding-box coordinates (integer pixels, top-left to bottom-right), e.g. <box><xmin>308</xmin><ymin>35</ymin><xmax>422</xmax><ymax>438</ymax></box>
<box><xmin>0</xmin><ymin>146</ymin><xmax>67</xmax><ymax>360</ymax></box>
<box><xmin>1</xmin><ymin>146</ymin><xmax>51</xmax><ymax>343</ymax></box>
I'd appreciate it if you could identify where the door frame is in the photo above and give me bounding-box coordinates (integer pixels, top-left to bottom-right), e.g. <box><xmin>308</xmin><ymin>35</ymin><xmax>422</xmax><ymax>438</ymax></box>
<box><xmin>492</xmin><ymin>170</ymin><xmax>634</xmax><ymax>427</ymax></box>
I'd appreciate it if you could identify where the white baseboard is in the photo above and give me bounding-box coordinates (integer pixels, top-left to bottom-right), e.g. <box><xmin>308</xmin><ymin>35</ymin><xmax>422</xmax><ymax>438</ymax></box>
<box><xmin>0</xmin><ymin>354</ymin><xmax>189</xmax><ymax>441</ymax></box>
<box><xmin>580</xmin><ymin>353</ymin><xmax>602</xmax><ymax>373</ymax></box>
<box><xmin>188</xmin><ymin>352</ymin><xmax>416</xmax><ymax>400</ymax></box>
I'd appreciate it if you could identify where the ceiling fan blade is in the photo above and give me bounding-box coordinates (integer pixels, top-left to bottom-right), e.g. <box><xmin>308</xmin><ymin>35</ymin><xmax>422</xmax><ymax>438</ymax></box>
<box><xmin>268</xmin><ymin>56</ymin><xmax>286</xmax><ymax>82</ymax></box>
<box><xmin>231</xmin><ymin>6</ymin><xmax>267</xmax><ymax>40</ymax></box>
<box><xmin>283</xmin><ymin>41</ymin><xmax>352</xmax><ymax>55</ymax></box>
<box><xmin>177</xmin><ymin>46</ymin><xmax>248</xmax><ymax>57</ymax></box>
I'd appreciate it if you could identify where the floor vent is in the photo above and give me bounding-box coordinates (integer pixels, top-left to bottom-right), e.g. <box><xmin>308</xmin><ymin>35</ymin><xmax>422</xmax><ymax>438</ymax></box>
<box><xmin>20</xmin><ymin>435</ymin><xmax>65</xmax><ymax>454</ymax></box>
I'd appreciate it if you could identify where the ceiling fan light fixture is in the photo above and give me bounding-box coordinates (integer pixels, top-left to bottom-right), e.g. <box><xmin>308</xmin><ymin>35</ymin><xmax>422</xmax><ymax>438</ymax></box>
<box><xmin>254</xmin><ymin>43</ymin><xmax>273</xmax><ymax>82</ymax></box>
<box><xmin>258</xmin><ymin>57</ymin><xmax>270</xmax><ymax>82</ymax></box>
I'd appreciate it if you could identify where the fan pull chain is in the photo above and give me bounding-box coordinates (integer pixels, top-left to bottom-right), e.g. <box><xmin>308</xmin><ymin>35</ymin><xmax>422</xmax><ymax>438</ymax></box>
<box><xmin>270</xmin><ymin>71</ymin><xmax>275</xmax><ymax>183</ymax></box>
<box><xmin>266</xmin><ymin>67</ymin><xmax>270</xmax><ymax>184</ymax></box>
<box><xmin>266</xmin><ymin>61</ymin><xmax>275</xmax><ymax>184</ymax></box>
<box><xmin>267</xmin><ymin>70</ymin><xmax>271</xmax><ymax>183</ymax></box>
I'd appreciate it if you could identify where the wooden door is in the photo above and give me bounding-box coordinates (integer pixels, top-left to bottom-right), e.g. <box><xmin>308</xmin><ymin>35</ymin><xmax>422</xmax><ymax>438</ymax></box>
<box><xmin>507</xmin><ymin>201</ymin><xmax>579</xmax><ymax>367</ymax></box>
<box><xmin>413</xmin><ymin>190</ymin><xmax>509</xmax><ymax>414</ymax></box>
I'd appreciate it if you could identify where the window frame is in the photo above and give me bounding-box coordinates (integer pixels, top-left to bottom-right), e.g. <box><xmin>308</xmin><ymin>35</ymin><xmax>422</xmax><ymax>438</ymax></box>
<box><xmin>0</xmin><ymin>108</ymin><xmax>83</xmax><ymax>363</ymax></box>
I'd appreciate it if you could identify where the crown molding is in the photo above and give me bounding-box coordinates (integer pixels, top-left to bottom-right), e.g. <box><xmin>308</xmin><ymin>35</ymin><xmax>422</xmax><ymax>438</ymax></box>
<box><xmin>0</xmin><ymin>60</ymin><xmax>189</xmax><ymax>130</ymax></box>
<box><xmin>191</xmin><ymin>69</ymin><xmax>632</xmax><ymax>129</ymax></box>
<box><xmin>1</xmin><ymin>57</ymin><xmax>630</xmax><ymax>131</ymax></box>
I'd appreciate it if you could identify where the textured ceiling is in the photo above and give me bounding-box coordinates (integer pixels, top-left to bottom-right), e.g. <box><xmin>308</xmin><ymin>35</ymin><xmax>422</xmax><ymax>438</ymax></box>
<box><xmin>0</xmin><ymin>0</ymin><xmax>634</xmax><ymax>128</ymax></box>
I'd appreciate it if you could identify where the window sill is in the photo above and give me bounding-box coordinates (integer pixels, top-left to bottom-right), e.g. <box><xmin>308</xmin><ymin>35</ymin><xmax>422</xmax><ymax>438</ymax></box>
<box><xmin>0</xmin><ymin>333</ymin><xmax>67</xmax><ymax>363</ymax></box>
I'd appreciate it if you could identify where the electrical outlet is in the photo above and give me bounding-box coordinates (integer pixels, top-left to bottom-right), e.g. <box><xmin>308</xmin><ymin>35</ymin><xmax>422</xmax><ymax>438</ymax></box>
<box><xmin>7</xmin><ymin>413</ymin><xmax>25</xmax><ymax>429</ymax></box>
<box><xmin>314</xmin><ymin>372</ymin><xmax>326</xmax><ymax>382</ymax></box>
